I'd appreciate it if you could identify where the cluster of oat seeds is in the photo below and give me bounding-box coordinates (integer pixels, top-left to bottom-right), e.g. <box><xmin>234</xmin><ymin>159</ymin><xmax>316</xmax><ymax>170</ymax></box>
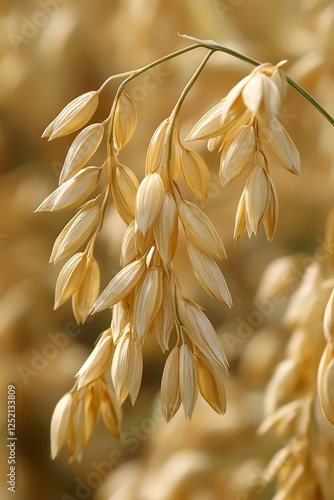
<box><xmin>187</xmin><ymin>61</ymin><xmax>300</xmax><ymax>241</ymax></box>
<box><xmin>37</xmin><ymin>52</ymin><xmax>300</xmax><ymax>461</ymax></box>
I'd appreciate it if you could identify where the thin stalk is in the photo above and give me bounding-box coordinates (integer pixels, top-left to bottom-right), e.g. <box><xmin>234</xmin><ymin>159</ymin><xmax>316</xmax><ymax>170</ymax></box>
<box><xmin>103</xmin><ymin>43</ymin><xmax>201</xmax><ymax>151</ymax></box>
<box><xmin>285</xmin><ymin>75</ymin><xmax>334</xmax><ymax>126</ymax></box>
<box><xmin>105</xmin><ymin>43</ymin><xmax>200</xmax><ymax>103</ymax></box>
<box><xmin>97</xmin><ymin>44</ymin><xmax>199</xmax><ymax>93</ymax></box>
<box><xmin>170</xmin><ymin>50</ymin><xmax>214</xmax><ymax>121</ymax></box>
<box><xmin>165</xmin><ymin>50</ymin><xmax>214</xmax><ymax>187</ymax></box>
<box><xmin>120</xmin><ymin>43</ymin><xmax>200</xmax><ymax>85</ymax></box>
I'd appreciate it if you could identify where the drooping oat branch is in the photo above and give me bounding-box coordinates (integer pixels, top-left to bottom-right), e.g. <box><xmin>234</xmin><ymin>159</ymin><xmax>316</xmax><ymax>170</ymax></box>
<box><xmin>37</xmin><ymin>35</ymin><xmax>334</xmax><ymax>462</ymax></box>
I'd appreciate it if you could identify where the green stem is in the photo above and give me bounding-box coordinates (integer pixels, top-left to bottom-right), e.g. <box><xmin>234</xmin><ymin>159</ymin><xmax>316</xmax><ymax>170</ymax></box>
<box><xmin>104</xmin><ymin>43</ymin><xmax>201</xmax><ymax>148</ymax></box>
<box><xmin>116</xmin><ymin>43</ymin><xmax>200</xmax><ymax>91</ymax></box>
<box><xmin>180</xmin><ymin>34</ymin><xmax>334</xmax><ymax>127</ymax></box>
<box><xmin>170</xmin><ymin>50</ymin><xmax>214</xmax><ymax>121</ymax></box>
<box><xmin>285</xmin><ymin>75</ymin><xmax>334</xmax><ymax>126</ymax></box>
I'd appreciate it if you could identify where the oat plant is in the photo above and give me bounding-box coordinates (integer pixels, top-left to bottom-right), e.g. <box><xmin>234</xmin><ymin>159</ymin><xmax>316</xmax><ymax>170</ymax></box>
<box><xmin>36</xmin><ymin>35</ymin><xmax>334</xmax><ymax>463</ymax></box>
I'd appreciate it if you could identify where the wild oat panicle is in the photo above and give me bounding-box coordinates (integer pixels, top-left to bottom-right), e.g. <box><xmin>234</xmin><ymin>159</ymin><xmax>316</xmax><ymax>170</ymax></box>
<box><xmin>36</xmin><ymin>37</ymin><xmax>316</xmax><ymax>462</ymax></box>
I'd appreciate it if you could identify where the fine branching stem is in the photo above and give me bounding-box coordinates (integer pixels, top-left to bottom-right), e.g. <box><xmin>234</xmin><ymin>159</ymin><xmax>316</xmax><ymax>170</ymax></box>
<box><xmin>170</xmin><ymin>50</ymin><xmax>214</xmax><ymax>121</ymax></box>
<box><xmin>98</xmin><ymin>35</ymin><xmax>334</xmax><ymax>127</ymax></box>
<box><xmin>180</xmin><ymin>34</ymin><xmax>334</xmax><ymax>127</ymax></box>
<box><xmin>285</xmin><ymin>75</ymin><xmax>334</xmax><ymax>126</ymax></box>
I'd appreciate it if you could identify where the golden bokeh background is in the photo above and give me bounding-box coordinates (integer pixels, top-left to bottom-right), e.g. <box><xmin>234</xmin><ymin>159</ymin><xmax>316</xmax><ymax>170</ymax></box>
<box><xmin>0</xmin><ymin>0</ymin><xmax>333</xmax><ymax>499</ymax></box>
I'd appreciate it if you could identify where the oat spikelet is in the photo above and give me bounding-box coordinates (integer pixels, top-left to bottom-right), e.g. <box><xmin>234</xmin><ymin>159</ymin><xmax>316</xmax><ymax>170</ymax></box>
<box><xmin>83</xmin><ymin>386</ymin><xmax>100</xmax><ymax>446</ymax></box>
<box><xmin>179</xmin><ymin>343</ymin><xmax>198</xmax><ymax>419</ymax></box>
<box><xmin>145</xmin><ymin>118</ymin><xmax>169</xmax><ymax>174</ymax></box>
<box><xmin>67</xmin><ymin>397</ymin><xmax>86</xmax><ymax>463</ymax></box>
<box><xmin>99</xmin><ymin>382</ymin><xmax>122</xmax><ymax>438</ymax></box>
<box><xmin>50</xmin><ymin>393</ymin><xmax>73</xmax><ymax>459</ymax></box>
<box><xmin>154</xmin><ymin>274</ymin><xmax>174</xmax><ymax>352</ymax></box>
<box><xmin>234</xmin><ymin>165</ymin><xmax>270</xmax><ymax>240</ymax></box>
<box><xmin>220</xmin><ymin>122</ymin><xmax>255</xmax><ymax>186</ymax></box>
<box><xmin>54</xmin><ymin>253</ymin><xmax>87</xmax><ymax>309</ymax></box>
<box><xmin>187</xmin><ymin>241</ymin><xmax>232</xmax><ymax>304</ymax></box>
<box><xmin>72</xmin><ymin>257</ymin><xmax>100</xmax><ymax>324</ymax></box>
<box><xmin>135</xmin><ymin>172</ymin><xmax>164</xmax><ymax>235</ymax></box>
<box><xmin>153</xmin><ymin>193</ymin><xmax>178</xmax><ymax>265</ymax></box>
<box><xmin>91</xmin><ymin>258</ymin><xmax>146</xmax><ymax>313</ymax></box>
<box><xmin>133</xmin><ymin>267</ymin><xmax>163</xmax><ymax>340</ymax></box>
<box><xmin>111</xmin><ymin>163</ymin><xmax>139</xmax><ymax>225</ymax></box>
<box><xmin>42</xmin><ymin>91</ymin><xmax>99</xmax><ymax>140</ymax></box>
<box><xmin>261</xmin><ymin>118</ymin><xmax>300</xmax><ymax>174</ymax></box>
<box><xmin>161</xmin><ymin>346</ymin><xmax>181</xmax><ymax>422</ymax></box>
<box><xmin>50</xmin><ymin>200</ymin><xmax>100</xmax><ymax>264</ymax></box>
<box><xmin>36</xmin><ymin>167</ymin><xmax>101</xmax><ymax>212</ymax></box>
<box><xmin>178</xmin><ymin>199</ymin><xmax>226</xmax><ymax>260</ymax></box>
<box><xmin>195</xmin><ymin>351</ymin><xmax>227</xmax><ymax>415</ymax></box>
<box><xmin>180</xmin><ymin>147</ymin><xmax>210</xmax><ymax>205</ymax></box>
<box><xmin>258</xmin><ymin>222</ymin><xmax>334</xmax><ymax>498</ymax></box>
<box><xmin>111</xmin><ymin>334</ymin><xmax>143</xmax><ymax>405</ymax></box>
<box><xmin>76</xmin><ymin>330</ymin><xmax>113</xmax><ymax>389</ymax></box>
<box><xmin>263</xmin><ymin>177</ymin><xmax>279</xmax><ymax>241</ymax></box>
<box><xmin>113</xmin><ymin>91</ymin><xmax>137</xmax><ymax>153</ymax></box>
<box><xmin>59</xmin><ymin>123</ymin><xmax>104</xmax><ymax>184</ymax></box>
<box><xmin>120</xmin><ymin>220</ymin><xmax>137</xmax><ymax>267</ymax></box>
<box><xmin>178</xmin><ymin>297</ymin><xmax>229</xmax><ymax>369</ymax></box>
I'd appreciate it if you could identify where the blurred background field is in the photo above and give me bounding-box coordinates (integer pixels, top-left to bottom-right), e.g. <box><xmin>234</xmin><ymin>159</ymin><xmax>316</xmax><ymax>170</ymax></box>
<box><xmin>0</xmin><ymin>0</ymin><xmax>333</xmax><ymax>499</ymax></box>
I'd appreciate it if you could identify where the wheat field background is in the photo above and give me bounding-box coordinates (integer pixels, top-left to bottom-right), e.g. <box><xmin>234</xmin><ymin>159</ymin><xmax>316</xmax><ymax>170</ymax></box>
<box><xmin>0</xmin><ymin>0</ymin><xmax>333</xmax><ymax>499</ymax></box>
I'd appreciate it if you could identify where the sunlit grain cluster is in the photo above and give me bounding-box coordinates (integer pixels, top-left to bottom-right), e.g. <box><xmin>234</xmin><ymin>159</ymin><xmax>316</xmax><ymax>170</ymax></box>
<box><xmin>35</xmin><ymin>36</ymin><xmax>312</xmax><ymax>465</ymax></box>
<box><xmin>2</xmin><ymin>1</ymin><xmax>333</xmax><ymax>498</ymax></box>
